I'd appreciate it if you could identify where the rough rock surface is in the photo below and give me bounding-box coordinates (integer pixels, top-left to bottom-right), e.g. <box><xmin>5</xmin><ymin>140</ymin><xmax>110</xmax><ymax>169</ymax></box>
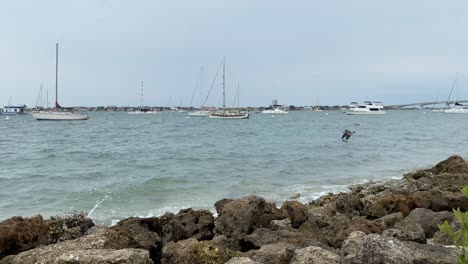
<box><xmin>403</xmin><ymin>241</ymin><xmax>458</xmax><ymax>264</ymax></box>
<box><xmin>225</xmin><ymin>257</ymin><xmax>263</xmax><ymax>264</ymax></box>
<box><xmin>161</xmin><ymin>238</ymin><xmax>230</xmax><ymax>264</ymax></box>
<box><xmin>403</xmin><ymin>208</ymin><xmax>453</xmax><ymax>238</ymax></box>
<box><xmin>281</xmin><ymin>201</ymin><xmax>307</xmax><ymax>228</ymax></box>
<box><xmin>1</xmin><ymin>227</ymin><xmax>139</xmax><ymax>264</ymax></box>
<box><xmin>54</xmin><ymin>249</ymin><xmax>153</xmax><ymax>264</ymax></box>
<box><xmin>0</xmin><ymin>215</ymin><xmax>49</xmax><ymax>259</ymax></box>
<box><xmin>246</xmin><ymin>243</ymin><xmax>295</xmax><ymax>264</ymax></box>
<box><xmin>341</xmin><ymin>231</ymin><xmax>413</xmax><ymax>264</ymax></box>
<box><xmin>46</xmin><ymin>212</ymin><xmax>95</xmax><ymax>243</ymax></box>
<box><xmin>289</xmin><ymin>246</ymin><xmax>342</xmax><ymax>264</ymax></box>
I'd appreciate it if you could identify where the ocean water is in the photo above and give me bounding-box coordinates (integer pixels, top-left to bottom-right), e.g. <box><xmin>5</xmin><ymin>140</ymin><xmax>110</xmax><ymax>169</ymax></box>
<box><xmin>1</xmin><ymin>110</ymin><xmax>467</xmax><ymax>225</ymax></box>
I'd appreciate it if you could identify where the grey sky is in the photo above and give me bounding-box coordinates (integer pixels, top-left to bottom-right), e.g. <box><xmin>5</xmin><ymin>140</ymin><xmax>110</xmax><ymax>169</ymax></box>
<box><xmin>1</xmin><ymin>0</ymin><xmax>468</xmax><ymax>107</ymax></box>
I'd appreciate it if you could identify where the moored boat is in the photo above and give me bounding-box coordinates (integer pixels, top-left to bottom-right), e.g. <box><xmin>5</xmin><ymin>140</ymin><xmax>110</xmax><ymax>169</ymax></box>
<box><xmin>346</xmin><ymin>101</ymin><xmax>386</xmax><ymax>115</ymax></box>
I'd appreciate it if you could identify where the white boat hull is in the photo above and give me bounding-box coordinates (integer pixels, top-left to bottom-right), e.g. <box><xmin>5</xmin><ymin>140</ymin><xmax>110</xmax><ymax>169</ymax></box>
<box><xmin>31</xmin><ymin>111</ymin><xmax>88</xmax><ymax>120</ymax></box>
<box><xmin>188</xmin><ymin>111</ymin><xmax>209</xmax><ymax>117</ymax></box>
<box><xmin>128</xmin><ymin>111</ymin><xmax>158</xmax><ymax>115</ymax></box>
<box><xmin>262</xmin><ymin>109</ymin><xmax>288</xmax><ymax>114</ymax></box>
<box><xmin>443</xmin><ymin>108</ymin><xmax>468</xmax><ymax>114</ymax></box>
<box><xmin>346</xmin><ymin>110</ymin><xmax>386</xmax><ymax>115</ymax></box>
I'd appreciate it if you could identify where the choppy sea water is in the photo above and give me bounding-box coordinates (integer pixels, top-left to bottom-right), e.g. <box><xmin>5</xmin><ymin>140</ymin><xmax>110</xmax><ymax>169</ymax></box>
<box><xmin>1</xmin><ymin>110</ymin><xmax>467</xmax><ymax>225</ymax></box>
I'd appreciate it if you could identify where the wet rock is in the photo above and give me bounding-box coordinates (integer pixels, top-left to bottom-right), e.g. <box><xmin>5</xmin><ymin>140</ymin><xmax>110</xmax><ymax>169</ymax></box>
<box><xmin>161</xmin><ymin>238</ymin><xmax>229</xmax><ymax>264</ymax></box>
<box><xmin>403</xmin><ymin>241</ymin><xmax>458</xmax><ymax>264</ymax></box>
<box><xmin>341</xmin><ymin>231</ymin><xmax>413</xmax><ymax>264</ymax></box>
<box><xmin>2</xmin><ymin>227</ymin><xmax>140</xmax><ymax>264</ymax></box>
<box><xmin>431</xmin><ymin>155</ymin><xmax>468</xmax><ymax>175</ymax></box>
<box><xmin>290</xmin><ymin>246</ymin><xmax>343</xmax><ymax>264</ymax></box>
<box><xmin>47</xmin><ymin>212</ymin><xmax>95</xmax><ymax>243</ymax></box>
<box><xmin>214</xmin><ymin>199</ymin><xmax>234</xmax><ymax>216</ymax></box>
<box><xmin>0</xmin><ymin>214</ymin><xmax>49</xmax><ymax>259</ymax></box>
<box><xmin>172</xmin><ymin>208</ymin><xmax>215</xmax><ymax>242</ymax></box>
<box><xmin>404</xmin><ymin>208</ymin><xmax>453</xmax><ymax>238</ymax></box>
<box><xmin>225</xmin><ymin>257</ymin><xmax>262</xmax><ymax>264</ymax></box>
<box><xmin>246</xmin><ymin>243</ymin><xmax>295</xmax><ymax>264</ymax></box>
<box><xmin>214</xmin><ymin>196</ymin><xmax>284</xmax><ymax>250</ymax></box>
<box><xmin>374</xmin><ymin>212</ymin><xmax>404</xmax><ymax>229</ymax></box>
<box><xmin>280</xmin><ymin>201</ymin><xmax>307</xmax><ymax>228</ymax></box>
<box><xmin>111</xmin><ymin>217</ymin><xmax>162</xmax><ymax>261</ymax></box>
<box><xmin>54</xmin><ymin>249</ymin><xmax>153</xmax><ymax>264</ymax></box>
<box><xmin>288</xmin><ymin>193</ymin><xmax>301</xmax><ymax>200</ymax></box>
<box><xmin>382</xmin><ymin>228</ymin><xmax>426</xmax><ymax>244</ymax></box>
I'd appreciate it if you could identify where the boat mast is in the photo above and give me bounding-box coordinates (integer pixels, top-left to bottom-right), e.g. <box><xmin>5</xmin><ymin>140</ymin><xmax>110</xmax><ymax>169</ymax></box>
<box><xmin>200</xmin><ymin>66</ymin><xmax>203</xmax><ymax>109</ymax></box>
<box><xmin>222</xmin><ymin>57</ymin><xmax>226</xmax><ymax>111</ymax></box>
<box><xmin>55</xmin><ymin>42</ymin><xmax>59</xmax><ymax>108</ymax></box>
<box><xmin>141</xmin><ymin>81</ymin><xmax>144</xmax><ymax>108</ymax></box>
<box><xmin>445</xmin><ymin>72</ymin><xmax>458</xmax><ymax>108</ymax></box>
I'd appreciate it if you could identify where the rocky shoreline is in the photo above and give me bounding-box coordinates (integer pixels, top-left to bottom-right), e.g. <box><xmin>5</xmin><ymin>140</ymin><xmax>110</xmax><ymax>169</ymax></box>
<box><xmin>1</xmin><ymin>155</ymin><xmax>468</xmax><ymax>263</ymax></box>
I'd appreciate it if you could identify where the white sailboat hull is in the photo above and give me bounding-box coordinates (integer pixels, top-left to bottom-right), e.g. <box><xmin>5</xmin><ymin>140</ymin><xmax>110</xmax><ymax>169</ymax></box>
<box><xmin>209</xmin><ymin>111</ymin><xmax>249</xmax><ymax>119</ymax></box>
<box><xmin>188</xmin><ymin>111</ymin><xmax>209</xmax><ymax>117</ymax></box>
<box><xmin>31</xmin><ymin>111</ymin><xmax>88</xmax><ymax>120</ymax></box>
<box><xmin>262</xmin><ymin>109</ymin><xmax>288</xmax><ymax>114</ymax></box>
<box><xmin>443</xmin><ymin>108</ymin><xmax>468</xmax><ymax>114</ymax></box>
<box><xmin>128</xmin><ymin>111</ymin><xmax>158</xmax><ymax>115</ymax></box>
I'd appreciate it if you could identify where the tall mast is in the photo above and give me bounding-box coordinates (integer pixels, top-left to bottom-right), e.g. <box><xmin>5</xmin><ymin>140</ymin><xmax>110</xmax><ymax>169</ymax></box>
<box><xmin>55</xmin><ymin>42</ymin><xmax>59</xmax><ymax>108</ymax></box>
<box><xmin>222</xmin><ymin>57</ymin><xmax>226</xmax><ymax>110</ymax></box>
<box><xmin>141</xmin><ymin>81</ymin><xmax>144</xmax><ymax>108</ymax></box>
<box><xmin>200</xmin><ymin>66</ymin><xmax>203</xmax><ymax>108</ymax></box>
<box><xmin>445</xmin><ymin>72</ymin><xmax>458</xmax><ymax>108</ymax></box>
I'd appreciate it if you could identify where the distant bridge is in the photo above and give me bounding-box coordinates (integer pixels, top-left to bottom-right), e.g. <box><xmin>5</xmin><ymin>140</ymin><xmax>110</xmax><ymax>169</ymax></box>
<box><xmin>385</xmin><ymin>100</ymin><xmax>468</xmax><ymax>109</ymax></box>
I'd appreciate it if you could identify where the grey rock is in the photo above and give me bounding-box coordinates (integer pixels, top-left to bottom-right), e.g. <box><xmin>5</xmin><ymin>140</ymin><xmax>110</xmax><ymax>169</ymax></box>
<box><xmin>161</xmin><ymin>238</ymin><xmax>230</xmax><ymax>264</ymax></box>
<box><xmin>403</xmin><ymin>241</ymin><xmax>458</xmax><ymax>264</ymax></box>
<box><xmin>404</xmin><ymin>208</ymin><xmax>453</xmax><ymax>238</ymax></box>
<box><xmin>246</xmin><ymin>243</ymin><xmax>295</xmax><ymax>264</ymax></box>
<box><xmin>225</xmin><ymin>257</ymin><xmax>262</xmax><ymax>264</ymax></box>
<box><xmin>47</xmin><ymin>212</ymin><xmax>95</xmax><ymax>244</ymax></box>
<box><xmin>54</xmin><ymin>249</ymin><xmax>153</xmax><ymax>264</ymax></box>
<box><xmin>269</xmin><ymin>219</ymin><xmax>292</xmax><ymax>230</ymax></box>
<box><xmin>374</xmin><ymin>212</ymin><xmax>404</xmax><ymax>229</ymax></box>
<box><xmin>290</xmin><ymin>246</ymin><xmax>342</xmax><ymax>264</ymax></box>
<box><xmin>244</xmin><ymin>228</ymin><xmax>327</xmax><ymax>250</ymax></box>
<box><xmin>341</xmin><ymin>231</ymin><xmax>413</xmax><ymax>264</ymax></box>
<box><xmin>382</xmin><ymin>228</ymin><xmax>427</xmax><ymax>244</ymax></box>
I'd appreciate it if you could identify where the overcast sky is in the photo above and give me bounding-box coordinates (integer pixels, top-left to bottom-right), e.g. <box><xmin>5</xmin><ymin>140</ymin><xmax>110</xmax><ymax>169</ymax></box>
<box><xmin>1</xmin><ymin>0</ymin><xmax>468</xmax><ymax>107</ymax></box>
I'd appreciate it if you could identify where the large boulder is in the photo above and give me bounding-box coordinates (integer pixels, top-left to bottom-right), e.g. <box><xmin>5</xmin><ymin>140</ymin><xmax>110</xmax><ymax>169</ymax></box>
<box><xmin>341</xmin><ymin>231</ymin><xmax>413</xmax><ymax>264</ymax></box>
<box><xmin>1</xmin><ymin>227</ymin><xmax>141</xmax><ymax>264</ymax></box>
<box><xmin>382</xmin><ymin>229</ymin><xmax>426</xmax><ymax>244</ymax></box>
<box><xmin>334</xmin><ymin>193</ymin><xmax>363</xmax><ymax>216</ymax></box>
<box><xmin>225</xmin><ymin>257</ymin><xmax>262</xmax><ymax>264</ymax></box>
<box><xmin>280</xmin><ymin>201</ymin><xmax>307</xmax><ymax>228</ymax></box>
<box><xmin>161</xmin><ymin>238</ymin><xmax>230</xmax><ymax>264</ymax></box>
<box><xmin>246</xmin><ymin>243</ymin><xmax>295</xmax><ymax>264</ymax></box>
<box><xmin>214</xmin><ymin>196</ymin><xmax>284</xmax><ymax>250</ymax></box>
<box><xmin>54</xmin><ymin>249</ymin><xmax>152</xmax><ymax>264</ymax></box>
<box><xmin>0</xmin><ymin>215</ymin><xmax>49</xmax><ymax>259</ymax></box>
<box><xmin>363</xmin><ymin>194</ymin><xmax>411</xmax><ymax>218</ymax></box>
<box><xmin>403</xmin><ymin>241</ymin><xmax>458</xmax><ymax>264</ymax></box>
<box><xmin>159</xmin><ymin>209</ymin><xmax>214</xmax><ymax>245</ymax></box>
<box><xmin>47</xmin><ymin>212</ymin><xmax>95</xmax><ymax>243</ymax></box>
<box><xmin>403</xmin><ymin>208</ymin><xmax>453</xmax><ymax>238</ymax></box>
<box><xmin>290</xmin><ymin>246</ymin><xmax>342</xmax><ymax>264</ymax></box>
<box><xmin>431</xmin><ymin>155</ymin><xmax>468</xmax><ymax>175</ymax></box>
<box><xmin>373</xmin><ymin>212</ymin><xmax>404</xmax><ymax>229</ymax></box>
<box><xmin>111</xmin><ymin>217</ymin><xmax>162</xmax><ymax>261</ymax></box>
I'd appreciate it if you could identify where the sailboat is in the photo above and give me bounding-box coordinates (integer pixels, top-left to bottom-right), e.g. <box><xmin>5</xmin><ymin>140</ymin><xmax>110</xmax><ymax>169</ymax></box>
<box><xmin>443</xmin><ymin>73</ymin><xmax>468</xmax><ymax>114</ymax></box>
<box><xmin>128</xmin><ymin>81</ymin><xmax>158</xmax><ymax>114</ymax></box>
<box><xmin>31</xmin><ymin>43</ymin><xmax>88</xmax><ymax>121</ymax></box>
<box><xmin>209</xmin><ymin>58</ymin><xmax>249</xmax><ymax>119</ymax></box>
<box><xmin>313</xmin><ymin>96</ymin><xmax>323</xmax><ymax>112</ymax></box>
<box><xmin>188</xmin><ymin>66</ymin><xmax>209</xmax><ymax>117</ymax></box>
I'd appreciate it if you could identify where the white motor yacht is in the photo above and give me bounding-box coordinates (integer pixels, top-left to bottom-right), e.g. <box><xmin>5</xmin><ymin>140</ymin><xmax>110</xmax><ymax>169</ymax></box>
<box><xmin>262</xmin><ymin>108</ymin><xmax>288</xmax><ymax>114</ymax></box>
<box><xmin>346</xmin><ymin>101</ymin><xmax>386</xmax><ymax>115</ymax></box>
